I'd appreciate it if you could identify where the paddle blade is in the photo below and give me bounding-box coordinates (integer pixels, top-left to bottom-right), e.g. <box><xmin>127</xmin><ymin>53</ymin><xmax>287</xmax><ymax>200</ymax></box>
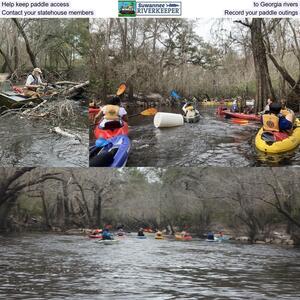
<box><xmin>116</xmin><ymin>83</ymin><xmax>126</xmax><ymax>96</ymax></box>
<box><xmin>140</xmin><ymin>108</ymin><xmax>158</xmax><ymax>116</ymax></box>
<box><xmin>231</xmin><ymin>118</ymin><xmax>249</xmax><ymax>125</ymax></box>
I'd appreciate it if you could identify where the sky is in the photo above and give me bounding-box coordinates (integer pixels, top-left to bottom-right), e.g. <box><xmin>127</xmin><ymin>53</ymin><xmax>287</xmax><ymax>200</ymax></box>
<box><xmin>195</xmin><ymin>18</ymin><xmax>234</xmax><ymax>42</ymax></box>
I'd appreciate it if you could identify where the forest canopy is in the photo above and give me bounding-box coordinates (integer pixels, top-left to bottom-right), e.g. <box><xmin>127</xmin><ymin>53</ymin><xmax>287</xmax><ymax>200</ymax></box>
<box><xmin>0</xmin><ymin>18</ymin><xmax>90</xmax><ymax>82</ymax></box>
<box><xmin>90</xmin><ymin>18</ymin><xmax>300</xmax><ymax>112</ymax></box>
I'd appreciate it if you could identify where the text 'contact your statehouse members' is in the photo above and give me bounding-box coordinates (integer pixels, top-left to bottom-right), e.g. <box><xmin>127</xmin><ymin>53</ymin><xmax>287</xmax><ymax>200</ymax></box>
<box><xmin>1</xmin><ymin>1</ymin><xmax>94</xmax><ymax>16</ymax></box>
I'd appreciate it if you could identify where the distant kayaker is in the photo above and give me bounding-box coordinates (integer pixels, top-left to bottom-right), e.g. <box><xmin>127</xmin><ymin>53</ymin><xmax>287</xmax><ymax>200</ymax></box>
<box><xmin>207</xmin><ymin>232</ymin><xmax>214</xmax><ymax>240</ymax></box>
<box><xmin>24</xmin><ymin>68</ymin><xmax>46</xmax><ymax>97</ymax></box>
<box><xmin>260</xmin><ymin>98</ymin><xmax>273</xmax><ymax>115</ymax></box>
<box><xmin>137</xmin><ymin>228</ymin><xmax>145</xmax><ymax>237</ymax></box>
<box><xmin>102</xmin><ymin>228</ymin><xmax>113</xmax><ymax>240</ymax></box>
<box><xmin>262</xmin><ymin>102</ymin><xmax>294</xmax><ymax>133</ymax></box>
<box><xmin>182</xmin><ymin>102</ymin><xmax>199</xmax><ymax>118</ymax></box>
<box><xmin>230</xmin><ymin>99</ymin><xmax>238</xmax><ymax>112</ymax></box>
<box><xmin>94</xmin><ymin>96</ymin><xmax>128</xmax><ymax>129</ymax></box>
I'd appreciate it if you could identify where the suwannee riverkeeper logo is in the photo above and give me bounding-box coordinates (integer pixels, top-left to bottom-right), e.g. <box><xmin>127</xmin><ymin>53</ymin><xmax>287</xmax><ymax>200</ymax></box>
<box><xmin>118</xmin><ymin>1</ymin><xmax>182</xmax><ymax>17</ymax></box>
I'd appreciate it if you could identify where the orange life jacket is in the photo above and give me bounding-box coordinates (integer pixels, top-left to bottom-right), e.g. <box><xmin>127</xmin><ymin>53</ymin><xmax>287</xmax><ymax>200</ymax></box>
<box><xmin>262</xmin><ymin>114</ymin><xmax>280</xmax><ymax>132</ymax></box>
<box><xmin>103</xmin><ymin>105</ymin><xmax>120</xmax><ymax>121</ymax></box>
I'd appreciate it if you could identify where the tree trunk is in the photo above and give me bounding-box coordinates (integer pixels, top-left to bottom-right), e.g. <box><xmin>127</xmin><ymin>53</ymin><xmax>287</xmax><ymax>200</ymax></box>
<box><xmin>12</xmin><ymin>18</ymin><xmax>37</xmax><ymax>68</ymax></box>
<box><xmin>0</xmin><ymin>47</ymin><xmax>13</xmax><ymax>73</ymax></box>
<box><xmin>250</xmin><ymin>19</ymin><xmax>275</xmax><ymax>112</ymax></box>
<box><xmin>96</xmin><ymin>190</ymin><xmax>102</xmax><ymax>227</ymax></box>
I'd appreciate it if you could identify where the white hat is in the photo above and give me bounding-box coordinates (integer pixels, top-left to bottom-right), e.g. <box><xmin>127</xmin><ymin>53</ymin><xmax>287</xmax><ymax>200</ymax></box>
<box><xmin>33</xmin><ymin>68</ymin><xmax>42</xmax><ymax>74</ymax></box>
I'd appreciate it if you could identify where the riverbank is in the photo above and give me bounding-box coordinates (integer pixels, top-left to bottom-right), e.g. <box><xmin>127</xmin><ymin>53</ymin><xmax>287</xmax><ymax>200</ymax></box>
<box><xmin>1</xmin><ymin>225</ymin><xmax>297</xmax><ymax>247</ymax></box>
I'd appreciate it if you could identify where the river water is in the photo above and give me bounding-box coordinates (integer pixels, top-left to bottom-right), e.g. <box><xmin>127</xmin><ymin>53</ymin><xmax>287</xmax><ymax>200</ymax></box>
<box><xmin>127</xmin><ymin>105</ymin><xmax>300</xmax><ymax>167</ymax></box>
<box><xmin>0</xmin><ymin>233</ymin><xmax>299</xmax><ymax>299</ymax></box>
<box><xmin>0</xmin><ymin>101</ymin><xmax>88</xmax><ymax>167</ymax></box>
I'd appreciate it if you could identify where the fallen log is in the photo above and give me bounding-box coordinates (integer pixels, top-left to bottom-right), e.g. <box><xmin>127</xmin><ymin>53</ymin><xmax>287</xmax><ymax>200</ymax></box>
<box><xmin>64</xmin><ymin>81</ymin><xmax>89</xmax><ymax>96</ymax></box>
<box><xmin>51</xmin><ymin>126</ymin><xmax>82</xmax><ymax>142</ymax></box>
<box><xmin>55</xmin><ymin>81</ymin><xmax>80</xmax><ymax>86</ymax></box>
<box><xmin>22</xmin><ymin>99</ymin><xmax>48</xmax><ymax>115</ymax></box>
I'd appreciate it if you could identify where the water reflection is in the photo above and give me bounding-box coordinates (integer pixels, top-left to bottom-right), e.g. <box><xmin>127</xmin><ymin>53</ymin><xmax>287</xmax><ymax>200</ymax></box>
<box><xmin>1</xmin><ymin>234</ymin><xmax>300</xmax><ymax>299</ymax></box>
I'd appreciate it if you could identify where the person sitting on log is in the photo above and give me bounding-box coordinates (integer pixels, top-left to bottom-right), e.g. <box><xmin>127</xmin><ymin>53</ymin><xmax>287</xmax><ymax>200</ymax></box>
<box><xmin>24</xmin><ymin>68</ymin><xmax>47</xmax><ymax>97</ymax></box>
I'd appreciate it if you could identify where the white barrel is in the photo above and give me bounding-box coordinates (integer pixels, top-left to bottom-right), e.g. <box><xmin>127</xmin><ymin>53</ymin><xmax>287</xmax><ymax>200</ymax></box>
<box><xmin>154</xmin><ymin>112</ymin><xmax>184</xmax><ymax>128</ymax></box>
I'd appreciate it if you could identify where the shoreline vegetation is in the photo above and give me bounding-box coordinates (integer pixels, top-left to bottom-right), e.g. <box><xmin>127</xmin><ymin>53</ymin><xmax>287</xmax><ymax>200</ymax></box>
<box><xmin>1</xmin><ymin>168</ymin><xmax>300</xmax><ymax>246</ymax></box>
<box><xmin>90</xmin><ymin>18</ymin><xmax>300</xmax><ymax>113</ymax></box>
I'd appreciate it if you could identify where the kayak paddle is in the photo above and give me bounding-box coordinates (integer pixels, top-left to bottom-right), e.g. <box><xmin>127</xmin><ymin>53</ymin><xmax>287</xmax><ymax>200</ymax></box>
<box><xmin>231</xmin><ymin>118</ymin><xmax>249</xmax><ymax>125</ymax></box>
<box><xmin>116</xmin><ymin>83</ymin><xmax>127</xmax><ymax>96</ymax></box>
<box><xmin>90</xmin><ymin>107</ymin><xmax>158</xmax><ymax>127</ymax></box>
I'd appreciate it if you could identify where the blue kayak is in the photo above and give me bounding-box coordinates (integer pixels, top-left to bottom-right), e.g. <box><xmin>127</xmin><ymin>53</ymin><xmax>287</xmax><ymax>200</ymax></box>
<box><xmin>89</xmin><ymin>135</ymin><xmax>131</xmax><ymax>167</ymax></box>
<box><xmin>136</xmin><ymin>236</ymin><xmax>147</xmax><ymax>239</ymax></box>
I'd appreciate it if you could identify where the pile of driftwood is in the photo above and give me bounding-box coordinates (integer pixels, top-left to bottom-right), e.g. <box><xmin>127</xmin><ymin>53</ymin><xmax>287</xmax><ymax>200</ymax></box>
<box><xmin>0</xmin><ymin>98</ymin><xmax>83</xmax><ymax>142</ymax></box>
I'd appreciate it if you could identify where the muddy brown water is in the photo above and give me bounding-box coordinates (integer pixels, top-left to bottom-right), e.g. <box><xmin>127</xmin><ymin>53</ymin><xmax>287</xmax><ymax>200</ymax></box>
<box><xmin>0</xmin><ymin>233</ymin><xmax>300</xmax><ymax>299</ymax></box>
<box><xmin>0</xmin><ymin>102</ymin><xmax>88</xmax><ymax>167</ymax></box>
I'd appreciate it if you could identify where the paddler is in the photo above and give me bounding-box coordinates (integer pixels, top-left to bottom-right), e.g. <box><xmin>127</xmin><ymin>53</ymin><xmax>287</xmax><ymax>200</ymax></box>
<box><xmin>230</xmin><ymin>99</ymin><xmax>238</xmax><ymax>112</ymax></box>
<box><xmin>24</xmin><ymin>67</ymin><xmax>47</xmax><ymax>97</ymax></box>
<box><xmin>102</xmin><ymin>228</ymin><xmax>113</xmax><ymax>240</ymax></box>
<box><xmin>262</xmin><ymin>102</ymin><xmax>294</xmax><ymax>133</ymax></box>
<box><xmin>182</xmin><ymin>102</ymin><xmax>199</xmax><ymax>118</ymax></box>
<box><xmin>259</xmin><ymin>98</ymin><xmax>274</xmax><ymax>115</ymax></box>
<box><xmin>137</xmin><ymin>228</ymin><xmax>145</xmax><ymax>237</ymax></box>
<box><xmin>94</xmin><ymin>96</ymin><xmax>128</xmax><ymax>129</ymax></box>
<box><xmin>280</xmin><ymin>99</ymin><xmax>295</xmax><ymax>121</ymax></box>
<box><xmin>207</xmin><ymin>232</ymin><xmax>214</xmax><ymax>240</ymax></box>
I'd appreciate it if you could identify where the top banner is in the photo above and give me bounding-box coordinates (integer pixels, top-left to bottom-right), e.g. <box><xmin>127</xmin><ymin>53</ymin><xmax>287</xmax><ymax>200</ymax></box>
<box><xmin>0</xmin><ymin>0</ymin><xmax>299</xmax><ymax>18</ymax></box>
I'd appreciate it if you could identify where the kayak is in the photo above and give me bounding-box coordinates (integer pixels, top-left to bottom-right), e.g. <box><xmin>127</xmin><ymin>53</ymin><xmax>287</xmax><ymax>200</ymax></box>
<box><xmin>155</xmin><ymin>236</ymin><xmax>164</xmax><ymax>240</ymax></box>
<box><xmin>89</xmin><ymin>234</ymin><xmax>102</xmax><ymax>239</ymax></box>
<box><xmin>89</xmin><ymin>107</ymin><xmax>100</xmax><ymax>114</ymax></box>
<box><xmin>175</xmin><ymin>235</ymin><xmax>192</xmax><ymax>241</ymax></box>
<box><xmin>89</xmin><ymin>107</ymin><xmax>100</xmax><ymax>120</ymax></box>
<box><xmin>217</xmin><ymin>107</ymin><xmax>260</xmax><ymax>121</ymax></box>
<box><xmin>89</xmin><ymin>135</ymin><xmax>131</xmax><ymax>167</ymax></box>
<box><xmin>94</xmin><ymin>122</ymin><xmax>129</xmax><ymax>140</ymax></box>
<box><xmin>183</xmin><ymin>113</ymin><xmax>200</xmax><ymax>123</ymax></box>
<box><xmin>98</xmin><ymin>239</ymin><xmax>119</xmax><ymax>245</ymax></box>
<box><xmin>136</xmin><ymin>236</ymin><xmax>147</xmax><ymax>239</ymax></box>
<box><xmin>202</xmin><ymin>101</ymin><xmax>232</xmax><ymax>106</ymax></box>
<box><xmin>255</xmin><ymin>120</ymin><xmax>300</xmax><ymax>154</ymax></box>
<box><xmin>206</xmin><ymin>238</ymin><xmax>221</xmax><ymax>242</ymax></box>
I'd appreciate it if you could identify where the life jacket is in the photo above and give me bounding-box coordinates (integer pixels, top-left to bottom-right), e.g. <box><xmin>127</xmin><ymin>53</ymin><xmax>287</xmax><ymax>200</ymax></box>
<box><xmin>31</xmin><ymin>75</ymin><xmax>39</xmax><ymax>85</ymax></box>
<box><xmin>185</xmin><ymin>105</ymin><xmax>194</xmax><ymax>111</ymax></box>
<box><xmin>103</xmin><ymin>105</ymin><xmax>120</xmax><ymax>121</ymax></box>
<box><xmin>262</xmin><ymin>114</ymin><xmax>280</xmax><ymax>132</ymax></box>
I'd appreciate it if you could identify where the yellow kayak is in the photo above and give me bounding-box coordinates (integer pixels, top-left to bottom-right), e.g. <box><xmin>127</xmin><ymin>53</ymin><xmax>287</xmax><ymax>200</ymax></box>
<box><xmin>155</xmin><ymin>232</ymin><xmax>164</xmax><ymax>239</ymax></box>
<box><xmin>255</xmin><ymin>119</ymin><xmax>300</xmax><ymax>154</ymax></box>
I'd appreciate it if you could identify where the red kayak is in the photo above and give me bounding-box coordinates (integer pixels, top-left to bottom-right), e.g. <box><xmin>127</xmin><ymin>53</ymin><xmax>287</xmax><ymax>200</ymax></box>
<box><xmin>89</xmin><ymin>107</ymin><xmax>101</xmax><ymax>121</ymax></box>
<box><xmin>94</xmin><ymin>122</ymin><xmax>129</xmax><ymax>139</ymax></box>
<box><xmin>217</xmin><ymin>107</ymin><xmax>260</xmax><ymax>121</ymax></box>
<box><xmin>89</xmin><ymin>234</ymin><xmax>102</xmax><ymax>239</ymax></box>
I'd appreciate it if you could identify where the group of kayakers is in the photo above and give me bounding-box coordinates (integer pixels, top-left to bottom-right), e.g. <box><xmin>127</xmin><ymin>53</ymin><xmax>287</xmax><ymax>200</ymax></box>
<box><xmin>230</xmin><ymin>97</ymin><xmax>254</xmax><ymax>114</ymax></box>
<box><xmin>89</xmin><ymin>227</ymin><xmax>226</xmax><ymax>243</ymax></box>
